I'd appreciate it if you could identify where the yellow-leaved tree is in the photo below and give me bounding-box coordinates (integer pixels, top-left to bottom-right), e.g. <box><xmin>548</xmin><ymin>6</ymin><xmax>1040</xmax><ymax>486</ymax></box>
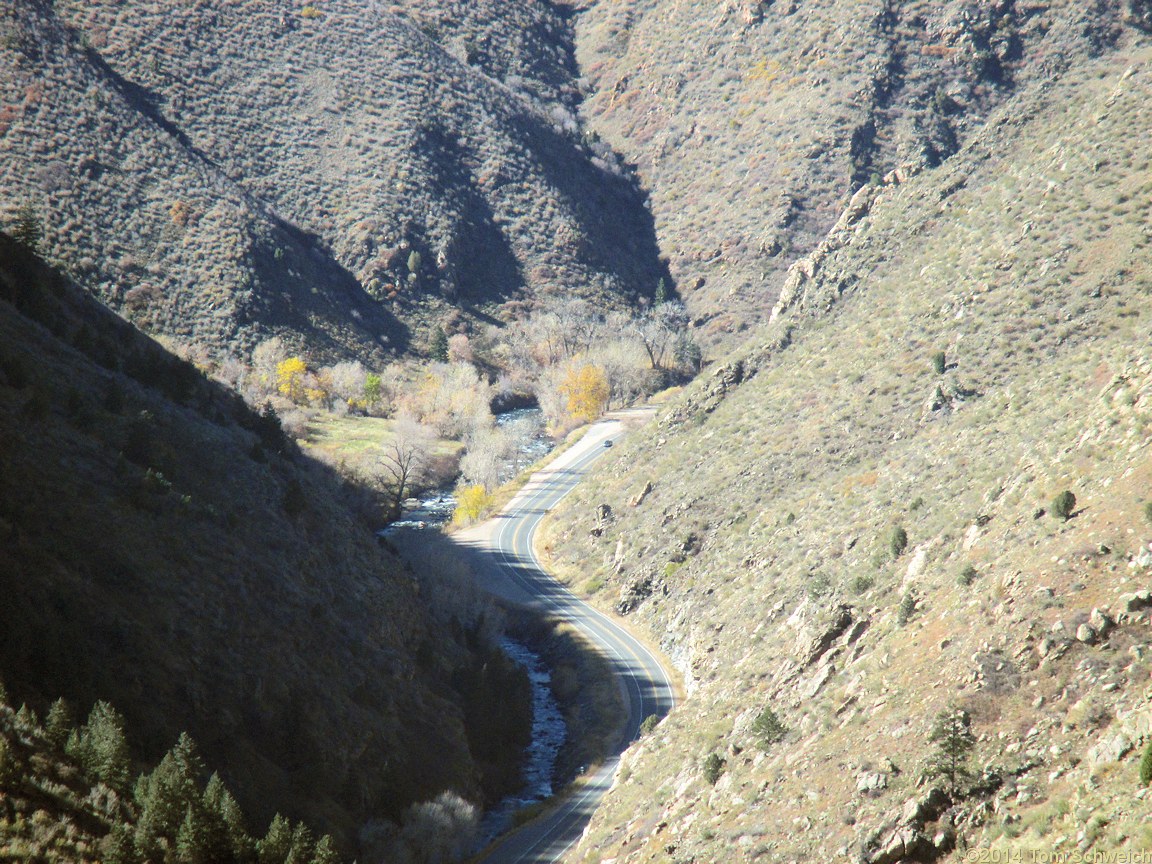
<box><xmin>276</xmin><ymin>356</ymin><xmax>307</xmax><ymax>403</ymax></box>
<box><xmin>453</xmin><ymin>485</ymin><xmax>492</xmax><ymax>526</ymax></box>
<box><xmin>560</xmin><ymin>363</ymin><xmax>609</xmax><ymax>423</ymax></box>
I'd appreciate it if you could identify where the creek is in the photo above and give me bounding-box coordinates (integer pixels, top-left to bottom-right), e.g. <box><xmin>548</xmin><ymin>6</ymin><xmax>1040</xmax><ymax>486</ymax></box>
<box><xmin>380</xmin><ymin>407</ymin><xmax>552</xmax><ymax>534</ymax></box>
<box><xmin>475</xmin><ymin>637</ymin><xmax>567</xmax><ymax>846</ymax></box>
<box><xmin>379</xmin><ymin>406</ymin><xmax>567</xmax><ymax>843</ymax></box>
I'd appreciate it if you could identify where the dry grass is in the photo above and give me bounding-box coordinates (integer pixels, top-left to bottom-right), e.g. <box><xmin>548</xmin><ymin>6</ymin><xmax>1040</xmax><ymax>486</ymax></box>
<box><xmin>301</xmin><ymin>411</ymin><xmax>463</xmax><ymax>488</ymax></box>
<box><xmin>0</xmin><ymin>0</ymin><xmax>667</xmax><ymax>364</ymax></box>
<box><xmin>573</xmin><ymin>0</ymin><xmax>1130</xmax><ymax>343</ymax></box>
<box><xmin>543</xmin><ymin>42</ymin><xmax>1152</xmax><ymax>863</ymax></box>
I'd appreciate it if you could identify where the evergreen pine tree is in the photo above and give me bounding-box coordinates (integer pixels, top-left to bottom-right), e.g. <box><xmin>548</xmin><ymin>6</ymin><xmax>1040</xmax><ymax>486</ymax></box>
<box><xmin>135</xmin><ymin>762</ymin><xmax>174</xmax><ymax>862</ymax></box>
<box><xmin>0</xmin><ymin>736</ymin><xmax>19</xmax><ymax>788</ymax></box>
<box><xmin>655</xmin><ymin>277</ymin><xmax>669</xmax><ymax>303</ymax></box>
<box><xmin>702</xmin><ymin>751</ymin><xmax>725</xmax><ymax>785</ymax></box>
<box><xmin>674</xmin><ymin>333</ymin><xmax>702</xmax><ymax>373</ymax></box>
<box><xmin>284</xmin><ymin>823</ymin><xmax>314</xmax><ymax>864</ymax></box>
<box><xmin>11</xmin><ymin>202</ymin><xmax>42</xmax><ymax>252</ymax></box>
<box><xmin>927</xmin><ymin>707</ymin><xmax>976</xmax><ymax>796</ymax></box>
<box><xmin>889</xmin><ymin>525</ymin><xmax>909</xmax><ymax>558</ymax></box>
<box><xmin>897</xmin><ymin>591</ymin><xmax>917</xmax><ymax>625</ymax></box>
<box><xmin>219</xmin><ymin>786</ymin><xmax>255</xmax><ymax>863</ymax></box>
<box><xmin>135</xmin><ymin>735</ymin><xmax>203</xmax><ymax>861</ymax></box>
<box><xmin>15</xmin><ymin>703</ymin><xmax>38</xmax><ymax>730</ymax></box>
<box><xmin>171</xmin><ymin>733</ymin><xmax>205</xmax><ymax>787</ymax></box>
<box><xmin>201</xmin><ymin>774</ymin><xmax>237</xmax><ymax>864</ymax></box>
<box><xmin>1140</xmin><ymin>739</ymin><xmax>1152</xmax><ymax>787</ymax></box>
<box><xmin>750</xmin><ymin>707</ymin><xmax>788</xmax><ymax>750</ymax></box>
<box><xmin>65</xmin><ymin>728</ymin><xmax>84</xmax><ymax>763</ymax></box>
<box><xmin>1051</xmin><ymin>490</ymin><xmax>1077</xmax><ymax>521</ymax></box>
<box><xmin>176</xmin><ymin>803</ymin><xmax>211</xmax><ymax>864</ymax></box>
<box><xmin>430</xmin><ymin>326</ymin><xmax>449</xmax><ymax>362</ymax></box>
<box><xmin>44</xmin><ymin>698</ymin><xmax>74</xmax><ymax>751</ymax></box>
<box><xmin>103</xmin><ymin>822</ymin><xmax>143</xmax><ymax>864</ymax></box>
<box><xmin>89</xmin><ymin>701</ymin><xmax>131</xmax><ymax>790</ymax></box>
<box><xmin>309</xmin><ymin>835</ymin><xmax>340</xmax><ymax>864</ymax></box>
<box><xmin>258</xmin><ymin>814</ymin><xmax>293</xmax><ymax>864</ymax></box>
<box><xmin>67</xmin><ymin>701</ymin><xmax>131</xmax><ymax>791</ymax></box>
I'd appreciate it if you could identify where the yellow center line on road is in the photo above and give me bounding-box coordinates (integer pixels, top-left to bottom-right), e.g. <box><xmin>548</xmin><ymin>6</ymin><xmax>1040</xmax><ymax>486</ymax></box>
<box><xmin>474</xmin><ymin>417</ymin><xmax>678</xmax><ymax>864</ymax></box>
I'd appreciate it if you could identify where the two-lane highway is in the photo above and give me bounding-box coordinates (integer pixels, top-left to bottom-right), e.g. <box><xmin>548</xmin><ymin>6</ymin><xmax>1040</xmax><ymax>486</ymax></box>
<box><xmin>456</xmin><ymin>413</ymin><xmax>677</xmax><ymax>863</ymax></box>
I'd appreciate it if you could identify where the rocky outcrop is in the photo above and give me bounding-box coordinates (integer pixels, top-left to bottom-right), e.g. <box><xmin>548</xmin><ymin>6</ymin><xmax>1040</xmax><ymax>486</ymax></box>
<box><xmin>857</xmin><ymin>770</ymin><xmax>890</xmax><ymax>795</ymax></box>
<box><xmin>630</xmin><ymin>480</ymin><xmax>654</xmax><ymax>507</ymax></box>
<box><xmin>658</xmin><ymin>358</ymin><xmax>746</xmax><ymax>428</ymax></box>
<box><xmin>861</xmin><ymin>787</ymin><xmax>952</xmax><ymax>864</ymax></box>
<box><xmin>591</xmin><ymin>503</ymin><xmax>614</xmax><ymax>536</ymax></box>
<box><xmin>1086</xmin><ymin>704</ymin><xmax>1152</xmax><ymax>767</ymax></box>
<box><xmin>1119</xmin><ymin>589</ymin><xmax>1152</xmax><ymax>613</ymax></box>
<box><xmin>770</xmin><ymin>183</ymin><xmax>882</xmax><ymax>323</ymax></box>
<box><xmin>618</xmin><ymin>573</ymin><xmax>661</xmax><ymax>615</ymax></box>
<box><xmin>801</xmin><ymin>604</ymin><xmax>855</xmax><ymax>668</ymax></box>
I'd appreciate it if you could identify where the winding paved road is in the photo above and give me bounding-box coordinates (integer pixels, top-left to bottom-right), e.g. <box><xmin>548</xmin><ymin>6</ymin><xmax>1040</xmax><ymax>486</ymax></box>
<box><xmin>457</xmin><ymin>412</ymin><xmax>677</xmax><ymax>863</ymax></box>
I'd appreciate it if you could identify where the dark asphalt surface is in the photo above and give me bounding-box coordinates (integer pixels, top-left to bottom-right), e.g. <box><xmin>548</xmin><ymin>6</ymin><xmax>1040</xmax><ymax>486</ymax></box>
<box><xmin>459</xmin><ymin>416</ymin><xmax>677</xmax><ymax>864</ymax></box>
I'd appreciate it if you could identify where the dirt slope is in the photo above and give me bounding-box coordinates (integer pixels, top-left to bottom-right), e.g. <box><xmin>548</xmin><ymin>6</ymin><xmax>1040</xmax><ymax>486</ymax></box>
<box><xmin>0</xmin><ymin>0</ymin><xmax>668</xmax><ymax>361</ymax></box>
<box><xmin>573</xmin><ymin>0</ymin><xmax>1148</xmax><ymax>340</ymax></box>
<box><xmin>544</xmin><ymin>32</ymin><xmax>1152</xmax><ymax>863</ymax></box>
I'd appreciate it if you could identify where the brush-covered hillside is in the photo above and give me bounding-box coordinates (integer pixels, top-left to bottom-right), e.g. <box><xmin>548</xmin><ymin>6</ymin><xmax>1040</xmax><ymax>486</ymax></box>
<box><xmin>543</xmin><ymin>32</ymin><xmax>1152</xmax><ymax>864</ymax></box>
<box><xmin>0</xmin><ymin>0</ymin><xmax>667</xmax><ymax>362</ymax></box>
<box><xmin>573</xmin><ymin>0</ymin><xmax>1152</xmax><ymax>340</ymax></box>
<box><xmin>0</xmin><ymin>233</ymin><xmax>531</xmax><ymax>856</ymax></box>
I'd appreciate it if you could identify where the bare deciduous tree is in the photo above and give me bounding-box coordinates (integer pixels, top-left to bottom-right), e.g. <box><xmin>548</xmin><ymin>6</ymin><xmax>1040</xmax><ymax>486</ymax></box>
<box><xmin>366</xmin><ymin>791</ymin><xmax>479</xmax><ymax>864</ymax></box>
<box><xmin>379</xmin><ymin>414</ymin><xmax>435</xmax><ymax>519</ymax></box>
<box><xmin>447</xmin><ymin>333</ymin><xmax>473</xmax><ymax>364</ymax></box>
<box><xmin>250</xmin><ymin>336</ymin><xmax>289</xmax><ymax>395</ymax></box>
<box><xmin>413</xmin><ymin>363</ymin><xmax>493</xmax><ymax>439</ymax></box>
<box><xmin>552</xmin><ymin>297</ymin><xmax>603</xmax><ymax>358</ymax></box>
<box><xmin>460</xmin><ymin>426</ymin><xmax>514</xmax><ymax>490</ymax></box>
<box><xmin>633</xmin><ymin>302</ymin><xmax>688</xmax><ymax>371</ymax></box>
<box><xmin>324</xmin><ymin>360</ymin><xmax>369</xmax><ymax>406</ymax></box>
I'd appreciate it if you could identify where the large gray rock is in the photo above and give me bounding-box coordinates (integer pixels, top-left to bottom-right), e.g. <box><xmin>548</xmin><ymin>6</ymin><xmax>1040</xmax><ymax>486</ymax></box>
<box><xmin>901</xmin><ymin>787</ymin><xmax>950</xmax><ymax>827</ymax></box>
<box><xmin>865</xmin><ymin>827</ymin><xmax>927</xmax><ymax>864</ymax></box>
<box><xmin>1120</xmin><ymin>589</ymin><xmax>1152</xmax><ymax>613</ymax></box>
<box><xmin>861</xmin><ymin>787</ymin><xmax>948</xmax><ymax>863</ymax></box>
<box><xmin>1087</xmin><ymin>731</ymin><xmax>1133</xmax><ymax>766</ymax></box>
<box><xmin>857</xmin><ymin>770</ymin><xmax>889</xmax><ymax>794</ymax></box>
<box><xmin>801</xmin><ymin>605</ymin><xmax>854</xmax><ymax>667</ymax></box>
<box><xmin>617</xmin><ymin>574</ymin><xmax>655</xmax><ymax>614</ymax></box>
<box><xmin>630</xmin><ymin>480</ymin><xmax>654</xmax><ymax>507</ymax></box>
<box><xmin>1089</xmin><ymin>607</ymin><xmax>1115</xmax><ymax>636</ymax></box>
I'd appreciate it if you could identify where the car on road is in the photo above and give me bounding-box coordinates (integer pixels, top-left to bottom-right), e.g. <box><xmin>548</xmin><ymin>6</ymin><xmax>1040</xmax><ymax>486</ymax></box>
<box><xmin>604</xmin><ymin>439</ymin><xmax>613</xmax><ymax>447</ymax></box>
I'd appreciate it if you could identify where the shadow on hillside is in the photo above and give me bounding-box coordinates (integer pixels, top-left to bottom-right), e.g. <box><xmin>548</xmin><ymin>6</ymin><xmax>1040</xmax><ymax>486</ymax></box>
<box><xmin>411</xmin><ymin>124</ymin><xmax>525</xmax><ymax>305</ymax></box>
<box><xmin>248</xmin><ymin>223</ymin><xmax>411</xmax><ymax>359</ymax></box>
<box><xmin>412</xmin><ymin>514</ymin><xmax>678</xmax><ymax>860</ymax></box>
<box><xmin>397</xmin><ymin>522</ymin><xmax>669</xmax><ymax>790</ymax></box>
<box><xmin>0</xmin><ymin>233</ymin><xmax>494</xmax><ymax>847</ymax></box>
<box><xmin>518</xmin><ymin>114</ymin><xmax>674</xmax><ymax>303</ymax></box>
<box><xmin>81</xmin><ymin>40</ymin><xmax>409</xmax><ymax>361</ymax></box>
